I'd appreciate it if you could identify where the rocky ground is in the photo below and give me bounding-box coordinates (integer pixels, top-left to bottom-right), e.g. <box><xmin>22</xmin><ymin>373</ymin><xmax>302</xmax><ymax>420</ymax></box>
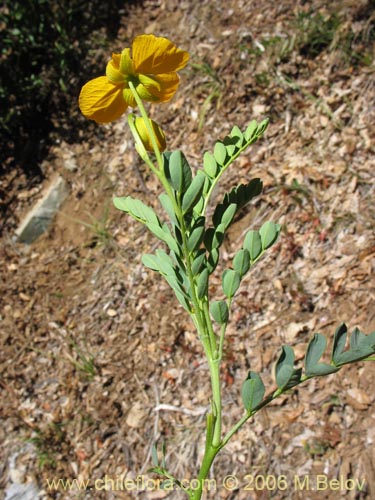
<box><xmin>1</xmin><ymin>0</ymin><xmax>375</xmax><ymax>499</ymax></box>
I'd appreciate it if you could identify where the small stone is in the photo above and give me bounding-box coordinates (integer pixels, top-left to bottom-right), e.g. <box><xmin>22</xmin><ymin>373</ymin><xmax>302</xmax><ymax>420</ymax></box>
<box><xmin>126</xmin><ymin>402</ymin><xmax>146</xmax><ymax>428</ymax></box>
<box><xmin>252</xmin><ymin>103</ymin><xmax>267</xmax><ymax>115</ymax></box>
<box><xmin>5</xmin><ymin>482</ymin><xmax>40</xmax><ymax>500</ymax></box>
<box><xmin>15</xmin><ymin>175</ymin><xmax>68</xmax><ymax>244</ymax></box>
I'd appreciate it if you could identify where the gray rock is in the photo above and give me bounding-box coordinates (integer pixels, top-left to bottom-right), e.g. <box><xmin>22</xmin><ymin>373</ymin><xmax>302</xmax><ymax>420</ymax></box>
<box><xmin>15</xmin><ymin>176</ymin><xmax>68</xmax><ymax>244</ymax></box>
<box><xmin>5</xmin><ymin>482</ymin><xmax>40</xmax><ymax>500</ymax></box>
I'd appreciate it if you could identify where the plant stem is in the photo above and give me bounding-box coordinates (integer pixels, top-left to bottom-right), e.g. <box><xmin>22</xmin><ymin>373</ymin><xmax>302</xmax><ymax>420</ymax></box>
<box><xmin>217</xmin><ymin>322</ymin><xmax>227</xmax><ymax>361</ymax></box>
<box><xmin>189</xmin><ymin>444</ymin><xmax>220</xmax><ymax>500</ymax></box>
<box><xmin>202</xmin><ymin>300</ymin><xmax>218</xmax><ymax>357</ymax></box>
<box><xmin>201</xmin><ymin>300</ymin><xmax>222</xmax><ymax>446</ymax></box>
<box><xmin>127</xmin><ymin>84</ymin><xmax>223</xmax><ymax>496</ymax></box>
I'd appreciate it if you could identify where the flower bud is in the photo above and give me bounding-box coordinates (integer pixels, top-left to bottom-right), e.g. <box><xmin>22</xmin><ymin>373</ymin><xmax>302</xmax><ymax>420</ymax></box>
<box><xmin>134</xmin><ymin>117</ymin><xmax>166</xmax><ymax>152</ymax></box>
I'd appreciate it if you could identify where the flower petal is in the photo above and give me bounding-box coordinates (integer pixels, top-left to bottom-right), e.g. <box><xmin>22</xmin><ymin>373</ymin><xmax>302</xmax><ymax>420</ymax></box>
<box><xmin>79</xmin><ymin>76</ymin><xmax>127</xmax><ymax>123</ymax></box>
<box><xmin>146</xmin><ymin>72</ymin><xmax>180</xmax><ymax>102</ymax></box>
<box><xmin>132</xmin><ymin>34</ymin><xmax>189</xmax><ymax>74</ymax></box>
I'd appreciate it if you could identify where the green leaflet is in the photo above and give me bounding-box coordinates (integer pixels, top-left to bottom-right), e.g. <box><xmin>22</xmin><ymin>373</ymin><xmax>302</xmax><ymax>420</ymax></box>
<box><xmin>233</xmin><ymin>248</ymin><xmax>250</xmax><ymax>277</ymax></box>
<box><xmin>147</xmin><ymin>223</ymin><xmax>181</xmax><ymax>256</ymax></box>
<box><xmin>142</xmin><ymin>249</ymin><xmax>175</xmax><ymax>276</ymax></box>
<box><xmin>187</xmin><ymin>217</ymin><xmax>206</xmax><ymax>253</ymax></box>
<box><xmin>332</xmin><ymin>324</ymin><xmax>375</xmax><ymax>366</ymax></box>
<box><xmin>230</xmin><ymin>125</ymin><xmax>244</xmax><ymax>146</ymax></box>
<box><xmin>203</xmin><ymin>151</ymin><xmax>218</xmax><ymax>178</ymax></box>
<box><xmin>222</xmin><ymin>269</ymin><xmax>241</xmax><ymax>298</ymax></box>
<box><xmin>182</xmin><ymin>171</ymin><xmax>206</xmax><ymax>214</ymax></box>
<box><xmin>243</xmin><ymin>230</ymin><xmax>262</xmax><ymax>262</ymax></box>
<box><xmin>207</xmin><ymin>248</ymin><xmax>219</xmax><ymax>273</ymax></box>
<box><xmin>114</xmin><ymin>196</ymin><xmax>182</xmax><ymax>256</ymax></box>
<box><xmin>244</xmin><ymin>118</ymin><xmax>269</xmax><ymax>143</ymax></box>
<box><xmin>159</xmin><ymin>193</ymin><xmax>178</xmax><ymax>226</ymax></box>
<box><xmin>113</xmin><ymin>196</ymin><xmax>159</xmax><ymax>226</ymax></box>
<box><xmin>151</xmin><ymin>442</ymin><xmax>159</xmax><ymax>467</ymax></box>
<box><xmin>213</xmin><ymin>141</ymin><xmax>227</xmax><ymax>165</ymax></box>
<box><xmin>141</xmin><ymin>253</ymin><xmax>160</xmax><ymax>272</ymax></box>
<box><xmin>241</xmin><ymin>371</ymin><xmax>265</xmax><ymax>413</ymax></box>
<box><xmin>257</xmin><ymin>118</ymin><xmax>270</xmax><ymax>135</ymax></box>
<box><xmin>242</xmin><ymin>221</ymin><xmax>280</xmax><ymax>267</ymax></box>
<box><xmin>163</xmin><ymin>150</ymin><xmax>192</xmax><ymax>193</ymax></box>
<box><xmin>212</xmin><ymin>179</ymin><xmax>262</xmax><ymax>227</ymax></box>
<box><xmin>259</xmin><ymin>221</ymin><xmax>281</xmax><ymax>250</ymax></box>
<box><xmin>196</xmin><ymin>268</ymin><xmax>209</xmax><ymax>299</ymax></box>
<box><xmin>331</xmin><ymin>323</ymin><xmax>348</xmax><ymax>365</ymax></box>
<box><xmin>191</xmin><ymin>249</ymin><xmax>206</xmax><ymax>276</ymax></box>
<box><xmin>210</xmin><ymin>300</ymin><xmax>229</xmax><ymax>324</ymax></box>
<box><xmin>208</xmin><ymin>120</ymin><xmax>270</xmax><ymax>184</ymax></box>
<box><xmin>203</xmin><ymin>179</ymin><xmax>264</xmax><ymax>277</ymax></box>
<box><xmin>203</xmin><ymin>222</ymin><xmax>225</xmax><ymax>254</ymax></box>
<box><xmin>213</xmin><ymin>203</ymin><xmax>237</xmax><ymax>230</ymax></box>
<box><xmin>274</xmin><ymin>325</ymin><xmax>375</xmax><ymax>390</ymax></box>
<box><xmin>275</xmin><ymin>345</ymin><xmax>302</xmax><ymax>389</ymax></box>
<box><xmin>173</xmin><ymin>288</ymin><xmax>192</xmax><ymax>312</ymax></box>
<box><xmin>305</xmin><ymin>333</ymin><xmax>339</xmax><ymax>377</ymax></box>
<box><xmin>142</xmin><ymin>250</ymin><xmax>191</xmax><ymax>312</ymax></box>
<box><xmin>244</xmin><ymin>120</ymin><xmax>258</xmax><ymax>142</ymax></box>
<box><xmin>223</xmin><ymin>135</ymin><xmax>240</xmax><ymax>156</ymax></box>
<box><xmin>200</xmin><ymin>120</ymin><xmax>269</xmax><ymax>202</ymax></box>
<box><xmin>154</xmin><ymin>249</ymin><xmax>175</xmax><ymax>276</ymax></box>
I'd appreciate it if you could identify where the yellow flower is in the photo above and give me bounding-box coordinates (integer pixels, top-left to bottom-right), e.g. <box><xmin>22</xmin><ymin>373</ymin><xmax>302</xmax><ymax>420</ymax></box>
<box><xmin>79</xmin><ymin>34</ymin><xmax>189</xmax><ymax>123</ymax></box>
<box><xmin>134</xmin><ymin>117</ymin><xmax>166</xmax><ymax>152</ymax></box>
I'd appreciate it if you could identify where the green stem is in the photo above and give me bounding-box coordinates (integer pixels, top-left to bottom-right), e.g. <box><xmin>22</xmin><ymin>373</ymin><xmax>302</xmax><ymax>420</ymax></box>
<box><xmin>217</xmin><ymin>322</ymin><xmax>227</xmax><ymax>361</ymax></box>
<box><xmin>207</xmin><ymin>360</ymin><xmax>221</xmax><ymax>447</ymax></box>
<box><xmin>189</xmin><ymin>445</ymin><xmax>220</xmax><ymax>500</ymax></box>
<box><xmin>202</xmin><ymin>300</ymin><xmax>218</xmax><ymax>357</ymax></box>
<box><xmin>201</xmin><ymin>300</ymin><xmax>222</xmax><ymax>447</ymax></box>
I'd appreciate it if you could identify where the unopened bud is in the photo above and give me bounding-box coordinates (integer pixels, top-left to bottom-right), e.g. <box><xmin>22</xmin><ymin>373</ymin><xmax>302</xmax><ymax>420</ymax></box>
<box><xmin>134</xmin><ymin>117</ymin><xmax>166</xmax><ymax>152</ymax></box>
